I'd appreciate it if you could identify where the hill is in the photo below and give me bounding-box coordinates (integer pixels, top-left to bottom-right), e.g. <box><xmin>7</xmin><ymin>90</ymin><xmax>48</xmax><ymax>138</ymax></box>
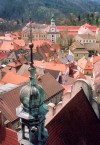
<box><xmin>0</xmin><ymin>0</ymin><xmax>100</xmax><ymax>24</ymax></box>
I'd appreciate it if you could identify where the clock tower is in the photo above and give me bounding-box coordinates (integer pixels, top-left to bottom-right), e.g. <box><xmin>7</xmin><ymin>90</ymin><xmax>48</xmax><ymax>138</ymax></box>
<box><xmin>47</xmin><ymin>14</ymin><xmax>60</xmax><ymax>43</ymax></box>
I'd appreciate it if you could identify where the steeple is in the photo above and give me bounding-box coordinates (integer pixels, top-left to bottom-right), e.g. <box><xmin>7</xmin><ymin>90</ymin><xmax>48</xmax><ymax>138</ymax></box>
<box><xmin>16</xmin><ymin>19</ymin><xmax>48</xmax><ymax>145</ymax></box>
<box><xmin>51</xmin><ymin>14</ymin><xmax>55</xmax><ymax>26</ymax></box>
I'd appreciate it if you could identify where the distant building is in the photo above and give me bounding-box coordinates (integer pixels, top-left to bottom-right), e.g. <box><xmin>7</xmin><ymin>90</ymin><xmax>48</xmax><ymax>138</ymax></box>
<box><xmin>22</xmin><ymin>15</ymin><xmax>60</xmax><ymax>43</ymax></box>
<box><xmin>74</xmin><ymin>34</ymin><xmax>96</xmax><ymax>44</ymax></box>
<box><xmin>78</xmin><ymin>23</ymin><xmax>97</xmax><ymax>35</ymax></box>
<box><xmin>46</xmin><ymin>15</ymin><xmax>60</xmax><ymax>43</ymax></box>
<box><xmin>22</xmin><ymin>22</ymin><xmax>48</xmax><ymax>44</ymax></box>
<box><xmin>69</xmin><ymin>41</ymin><xmax>89</xmax><ymax>61</ymax></box>
<box><xmin>77</xmin><ymin>57</ymin><xmax>93</xmax><ymax>75</ymax></box>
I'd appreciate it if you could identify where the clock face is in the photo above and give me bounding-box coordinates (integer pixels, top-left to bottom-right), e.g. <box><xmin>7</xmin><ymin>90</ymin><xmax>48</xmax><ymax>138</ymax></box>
<box><xmin>51</xmin><ymin>28</ymin><xmax>55</xmax><ymax>32</ymax></box>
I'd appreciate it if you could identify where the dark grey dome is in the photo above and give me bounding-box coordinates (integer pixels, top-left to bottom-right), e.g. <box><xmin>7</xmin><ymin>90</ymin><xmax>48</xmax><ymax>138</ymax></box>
<box><xmin>20</xmin><ymin>84</ymin><xmax>46</xmax><ymax>109</ymax></box>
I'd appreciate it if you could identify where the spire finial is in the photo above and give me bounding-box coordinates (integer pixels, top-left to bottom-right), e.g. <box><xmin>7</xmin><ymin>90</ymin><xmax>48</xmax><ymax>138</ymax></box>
<box><xmin>29</xmin><ymin>18</ymin><xmax>32</xmax><ymax>43</ymax></box>
<box><xmin>51</xmin><ymin>14</ymin><xmax>55</xmax><ymax>23</ymax></box>
<box><xmin>28</xmin><ymin>18</ymin><xmax>36</xmax><ymax>85</ymax></box>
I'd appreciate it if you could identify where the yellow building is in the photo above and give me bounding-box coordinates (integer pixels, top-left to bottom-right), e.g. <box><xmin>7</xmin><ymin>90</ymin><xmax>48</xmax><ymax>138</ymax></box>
<box><xmin>69</xmin><ymin>41</ymin><xmax>89</xmax><ymax>61</ymax></box>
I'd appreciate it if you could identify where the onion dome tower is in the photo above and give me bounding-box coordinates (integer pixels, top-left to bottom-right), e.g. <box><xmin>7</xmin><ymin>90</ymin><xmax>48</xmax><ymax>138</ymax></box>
<box><xmin>51</xmin><ymin>14</ymin><xmax>55</xmax><ymax>27</ymax></box>
<box><xmin>16</xmin><ymin>19</ymin><xmax>48</xmax><ymax>145</ymax></box>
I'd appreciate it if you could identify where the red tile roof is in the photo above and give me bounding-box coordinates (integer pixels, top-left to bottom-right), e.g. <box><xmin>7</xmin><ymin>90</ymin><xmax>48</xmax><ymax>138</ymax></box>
<box><xmin>83</xmin><ymin>23</ymin><xmax>97</xmax><ymax>31</ymax></box>
<box><xmin>46</xmin><ymin>89</ymin><xmax>100</xmax><ymax>145</ymax></box>
<box><xmin>91</xmin><ymin>56</ymin><xmax>100</xmax><ymax>64</ymax></box>
<box><xmin>7</xmin><ymin>61</ymin><xmax>22</xmax><ymax>68</ymax></box>
<box><xmin>2</xmin><ymin>66</ymin><xmax>17</xmax><ymax>74</ymax></box>
<box><xmin>0</xmin><ymin>52</ymin><xmax>7</xmax><ymax>60</ymax></box>
<box><xmin>57</xmin><ymin>26</ymin><xmax>80</xmax><ymax>31</ymax></box>
<box><xmin>13</xmin><ymin>39</ymin><xmax>25</xmax><ymax>47</ymax></box>
<box><xmin>1</xmin><ymin>72</ymin><xmax>29</xmax><ymax>85</ymax></box>
<box><xmin>0</xmin><ymin>127</ymin><xmax>20</xmax><ymax>145</ymax></box>
<box><xmin>57</xmin><ymin>24</ymin><xmax>98</xmax><ymax>35</ymax></box>
<box><xmin>34</xmin><ymin>60</ymin><xmax>67</xmax><ymax>73</ymax></box>
<box><xmin>73</xmin><ymin>71</ymin><xmax>86</xmax><ymax>79</ymax></box>
<box><xmin>78</xmin><ymin>57</ymin><xmax>93</xmax><ymax>70</ymax></box>
<box><xmin>0</xmin><ymin>85</ymin><xmax>22</xmax><ymax>122</ymax></box>
<box><xmin>36</xmin><ymin>73</ymin><xmax>64</xmax><ymax>100</ymax></box>
<box><xmin>0</xmin><ymin>41</ymin><xmax>14</xmax><ymax>51</ymax></box>
<box><xmin>25</xmin><ymin>40</ymin><xmax>52</xmax><ymax>50</ymax></box>
<box><xmin>1</xmin><ymin>89</ymin><xmax>100</xmax><ymax>145</ymax></box>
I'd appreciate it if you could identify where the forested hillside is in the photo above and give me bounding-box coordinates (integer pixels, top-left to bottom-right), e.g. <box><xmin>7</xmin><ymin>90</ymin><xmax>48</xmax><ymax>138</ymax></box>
<box><xmin>0</xmin><ymin>0</ymin><xmax>100</xmax><ymax>23</ymax></box>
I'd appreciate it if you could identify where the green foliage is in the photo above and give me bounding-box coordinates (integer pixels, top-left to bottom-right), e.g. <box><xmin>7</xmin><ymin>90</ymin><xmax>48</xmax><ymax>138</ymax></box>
<box><xmin>0</xmin><ymin>0</ymin><xmax>100</xmax><ymax>32</ymax></box>
<box><xmin>0</xmin><ymin>0</ymin><xmax>100</xmax><ymax>23</ymax></box>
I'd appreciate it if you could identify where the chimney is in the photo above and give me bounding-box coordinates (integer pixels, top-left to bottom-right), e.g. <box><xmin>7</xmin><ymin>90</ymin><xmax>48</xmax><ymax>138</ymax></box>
<box><xmin>39</xmin><ymin>61</ymin><xmax>45</xmax><ymax>75</ymax></box>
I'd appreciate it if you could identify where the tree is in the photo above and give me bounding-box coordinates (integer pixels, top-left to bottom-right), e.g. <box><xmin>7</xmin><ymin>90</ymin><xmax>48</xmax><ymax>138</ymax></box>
<box><xmin>57</xmin><ymin>26</ymin><xmax>73</xmax><ymax>51</ymax></box>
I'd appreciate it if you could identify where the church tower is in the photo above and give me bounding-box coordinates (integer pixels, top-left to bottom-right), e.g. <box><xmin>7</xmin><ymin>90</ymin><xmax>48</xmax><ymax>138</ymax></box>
<box><xmin>51</xmin><ymin>14</ymin><xmax>55</xmax><ymax>27</ymax></box>
<box><xmin>46</xmin><ymin>14</ymin><xmax>60</xmax><ymax>43</ymax></box>
<box><xmin>16</xmin><ymin>20</ymin><xmax>48</xmax><ymax>145</ymax></box>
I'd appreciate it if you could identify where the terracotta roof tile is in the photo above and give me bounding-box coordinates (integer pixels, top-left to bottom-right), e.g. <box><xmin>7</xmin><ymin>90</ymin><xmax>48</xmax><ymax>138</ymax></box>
<box><xmin>2</xmin><ymin>66</ymin><xmax>17</xmax><ymax>74</ymax></box>
<box><xmin>57</xmin><ymin>26</ymin><xmax>80</xmax><ymax>32</ymax></box>
<box><xmin>73</xmin><ymin>71</ymin><xmax>86</xmax><ymax>79</ymax></box>
<box><xmin>0</xmin><ymin>85</ymin><xmax>22</xmax><ymax>122</ymax></box>
<box><xmin>25</xmin><ymin>40</ymin><xmax>52</xmax><ymax>50</ymax></box>
<box><xmin>7</xmin><ymin>61</ymin><xmax>22</xmax><ymax>68</ymax></box>
<box><xmin>34</xmin><ymin>60</ymin><xmax>67</xmax><ymax>73</ymax></box>
<box><xmin>46</xmin><ymin>89</ymin><xmax>100</xmax><ymax>145</ymax></box>
<box><xmin>1</xmin><ymin>72</ymin><xmax>29</xmax><ymax>85</ymax></box>
<box><xmin>13</xmin><ymin>39</ymin><xmax>25</xmax><ymax>47</ymax></box>
<box><xmin>78</xmin><ymin>58</ymin><xmax>92</xmax><ymax>70</ymax></box>
<box><xmin>0</xmin><ymin>52</ymin><xmax>7</xmax><ymax>60</ymax></box>
<box><xmin>0</xmin><ymin>127</ymin><xmax>20</xmax><ymax>145</ymax></box>
<box><xmin>91</xmin><ymin>56</ymin><xmax>100</xmax><ymax>64</ymax></box>
<box><xmin>36</xmin><ymin>73</ymin><xmax>64</xmax><ymax>100</ymax></box>
<box><xmin>1</xmin><ymin>89</ymin><xmax>100</xmax><ymax>145</ymax></box>
<box><xmin>0</xmin><ymin>41</ymin><xmax>14</xmax><ymax>51</ymax></box>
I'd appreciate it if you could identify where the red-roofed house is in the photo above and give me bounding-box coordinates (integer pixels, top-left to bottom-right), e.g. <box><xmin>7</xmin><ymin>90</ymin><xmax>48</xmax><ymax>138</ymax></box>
<box><xmin>13</xmin><ymin>39</ymin><xmax>25</xmax><ymax>49</ymax></box>
<box><xmin>1</xmin><ymin>72</ymin><xmax>29</xmax><ymax>85</ymax></box>
<box><xmin>78</xmin><ymin>57</ymin><xmax>93</xmax><ymax>75</ymax></box>
<box><xmin>34</xmin><ymin>60</ymin><xmax>68</xmax><ymax>74</ymax></box>
<box><xmin>78</xmin><ymin>23</ymin><xmax>97</xmax><ymax>35</ymax></box>
<box><xmin>57</xmin><ymin>26</ymin><xmax>80</xmax><ymax>35</ymax></box>
<box><xmin>0</xmin><ymin>41</ymin><xmax>14</xmax><ymax>53</ymax></box>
